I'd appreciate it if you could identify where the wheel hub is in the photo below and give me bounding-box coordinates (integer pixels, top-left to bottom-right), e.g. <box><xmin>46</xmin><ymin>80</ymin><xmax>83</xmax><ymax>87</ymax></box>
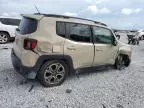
<box><xmin>0</xmin><ymin>34</ymin><xmax>8</xmax><ymax>43</ymax></box>
<box><xmin>44</xmin><ymin>63</ymin><xmax>65</xmax><ymax>84</ymax></box>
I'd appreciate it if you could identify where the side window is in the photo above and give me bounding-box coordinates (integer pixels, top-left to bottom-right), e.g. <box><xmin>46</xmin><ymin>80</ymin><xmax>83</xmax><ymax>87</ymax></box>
<box><xmin>93</xmin><ymin>27</ymin><xmax>114</xmax><ymax>44</ymax></box>
<box><xmin>12</xmin><ymin>19</ymin><xmax>21</xmax><ymax>26</ymax></box>
<box><xmin>56</xmin><ymin>22</ymin><xmax>66</xmax><ymax>38</ymax></box>
<box><xmin>0</xmin><ymin>18</ymin><xmax>3</xmax><ymax>22</ymax></box>
<box><xmin>1</xmin><ymin>18</ymin><xmax>20</xmax><ymax>26</ymax></box>
<box><xmin>1</xmin><ymin>18</ymin><xmax>8</xmax><ymax>25</ymax></box>
<box><xmin>67</xmin><ymin>23</ymin><xmax>91</xmax><ymax>43</ymax></box>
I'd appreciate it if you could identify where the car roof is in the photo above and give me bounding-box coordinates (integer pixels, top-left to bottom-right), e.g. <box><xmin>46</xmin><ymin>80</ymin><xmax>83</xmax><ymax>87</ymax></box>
<box><xmin>22</xmin><ymin>13</ymin><xmax>108</xmax><ymax>27</ymax></box>
<box><xmin>40</xmin><ymin>14</ymin><xmax>107</xmax><ymax>26</ymax></box>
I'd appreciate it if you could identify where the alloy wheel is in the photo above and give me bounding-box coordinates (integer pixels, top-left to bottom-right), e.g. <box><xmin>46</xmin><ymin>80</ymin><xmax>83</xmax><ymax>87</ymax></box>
<box><xmin>44</xmin><ymin>63</ymin><xmax>65</xmax><ymax>85</ymax></box>
<box><xmin>116</xmin><ymin>56</ymin><xmax>125</xmax><ymax>70</ymax></box>
<box><xmin>0</xmin><ymin>33</ymin><xmax>8</xmax><ymax>44</ymax></box>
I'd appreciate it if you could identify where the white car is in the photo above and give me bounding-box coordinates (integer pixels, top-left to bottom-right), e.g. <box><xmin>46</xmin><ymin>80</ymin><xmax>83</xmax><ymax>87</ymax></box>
<box><xmin>0</xmin><ymin>17</ymin><xmax>21</xmax><ymax>44</ymax></box>
<box><xmin>136</xmin><ymin>29</ymin><xmax>144</xmax><ymax>40</ymax></box>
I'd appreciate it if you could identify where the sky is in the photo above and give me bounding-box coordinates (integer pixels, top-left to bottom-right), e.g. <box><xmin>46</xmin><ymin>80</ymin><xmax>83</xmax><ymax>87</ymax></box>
<box><xmin>0</xmin><ymin>0</ymin><xmax>144</xmax><ymax>30</ymax></box>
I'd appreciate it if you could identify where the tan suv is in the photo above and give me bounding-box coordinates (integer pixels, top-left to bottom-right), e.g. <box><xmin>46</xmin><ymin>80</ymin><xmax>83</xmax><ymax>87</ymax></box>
<box><xmin>11</xmin><ymin>14</ymin><xmax>132</xmax><ymax>87</ymax></box>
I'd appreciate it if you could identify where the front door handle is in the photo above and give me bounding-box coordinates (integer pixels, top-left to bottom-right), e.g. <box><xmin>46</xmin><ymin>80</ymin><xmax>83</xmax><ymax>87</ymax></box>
<box><xmin>96</xmin><ymin>49</ymin><xmax>103</xmax><ymax>51</ymax></box>
<box><xmin>67</xmin><ymin>46</ymin><xmax>76</xmax><ymax>50</ymax></box>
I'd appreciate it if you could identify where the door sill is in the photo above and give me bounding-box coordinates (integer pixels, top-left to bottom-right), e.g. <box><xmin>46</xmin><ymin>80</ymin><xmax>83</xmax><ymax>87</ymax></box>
<box><xmin>76</xmin><ymin>64</ymin><xmax>113</xmax><ymax>73</ymax></box>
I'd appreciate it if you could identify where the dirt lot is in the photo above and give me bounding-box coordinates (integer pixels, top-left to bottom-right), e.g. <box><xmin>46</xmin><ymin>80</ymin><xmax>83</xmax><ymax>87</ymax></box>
<box><xmin>0</xmin><ymin>39</ymin><xmax>144</xmax><ymax>108</ymax></box>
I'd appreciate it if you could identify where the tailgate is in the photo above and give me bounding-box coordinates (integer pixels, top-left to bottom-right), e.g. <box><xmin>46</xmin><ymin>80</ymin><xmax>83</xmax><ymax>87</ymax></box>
<box><xmin>13</xmin><ymin>15</ymin><xmax>39</xmax><ymax>59</ymax></box>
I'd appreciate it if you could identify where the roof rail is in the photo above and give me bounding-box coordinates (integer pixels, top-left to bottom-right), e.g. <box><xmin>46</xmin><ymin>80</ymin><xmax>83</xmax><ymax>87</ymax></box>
<box><xmin>34</xmin><ymin>13</ymin><xmax>107</xmax><ymax>26</ymax></box>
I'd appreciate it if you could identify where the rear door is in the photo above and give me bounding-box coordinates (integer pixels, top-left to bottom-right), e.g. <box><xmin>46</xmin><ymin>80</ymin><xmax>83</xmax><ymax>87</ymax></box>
<box><xmin>92</xmin><ymin>26</ymin><xmax>118</xmax><ymax>66</ymax></box>
<box><xmin>64</xmin><ymin>23</ymin><xmax>94</xmax><ymax>69</ymax></box>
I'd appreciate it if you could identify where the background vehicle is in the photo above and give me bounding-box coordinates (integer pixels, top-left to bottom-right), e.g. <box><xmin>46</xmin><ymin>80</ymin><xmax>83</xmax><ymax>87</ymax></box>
<box><xmin>136</xmin><ymin>29</ymin><xmax>144</xmax><ymax>40</ymax></box>
<box><xmin>113</xmin><ymin>29</ymin><xmax>139</xmax><ymax>45</ymax></box>
<box><xmin>0</xmin><ymin>16</ymin><xmax>21</xmax><ymax>44</ymax></box>
<box><xmin>11</xmin><ymin>14</ymin><xmax>132</xmax><ymax>87</ymax></box>
<box><xmin>127</xmin><ymin>31</ymin><xmax>139</xmax><ymax>45</ymax></box>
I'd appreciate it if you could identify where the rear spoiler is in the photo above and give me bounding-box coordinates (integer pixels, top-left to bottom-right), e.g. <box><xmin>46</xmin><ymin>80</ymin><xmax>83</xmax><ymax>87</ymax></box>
<box><xmin>21</xmin><ymin>14</ymin><xmax>44</xmax><ymax>21</ymax></box>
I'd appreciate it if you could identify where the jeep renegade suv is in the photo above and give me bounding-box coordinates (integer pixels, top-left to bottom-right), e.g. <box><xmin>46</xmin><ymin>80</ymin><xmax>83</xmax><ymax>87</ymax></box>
<box><xmin>11</xmin><ymin>14</ymin><xmax>132</xmax><ymax>87</ymax></box>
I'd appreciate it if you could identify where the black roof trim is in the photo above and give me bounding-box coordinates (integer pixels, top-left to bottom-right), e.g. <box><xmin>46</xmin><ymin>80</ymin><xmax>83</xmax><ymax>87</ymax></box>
<box><xmin>34</xmin><ymin>13</ymin><xmax>107</xmax><ymax>26</ymax></box>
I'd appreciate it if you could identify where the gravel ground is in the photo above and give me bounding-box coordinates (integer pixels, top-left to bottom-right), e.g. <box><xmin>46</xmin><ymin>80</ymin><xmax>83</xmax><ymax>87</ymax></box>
<box><xmin>0</xmin><ymin>38</ymin><xmax>144</xmax><ymax>108</ymax></box>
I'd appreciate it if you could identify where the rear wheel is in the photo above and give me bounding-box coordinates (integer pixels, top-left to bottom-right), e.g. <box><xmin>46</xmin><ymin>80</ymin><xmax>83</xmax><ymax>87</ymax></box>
<box><xmin>37</xmin><ymin>60</ymin><xmax>68</xmax><ymax>87</ymax></box>
<box><xmin>0</xmin><ymin>32</ymin><xmax>10</xmax><ymax>44</ymax></box>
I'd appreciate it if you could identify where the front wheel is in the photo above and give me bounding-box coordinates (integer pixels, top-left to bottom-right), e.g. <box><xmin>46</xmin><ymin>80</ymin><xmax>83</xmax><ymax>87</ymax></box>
<box><xmin>37</xmin><ymin>60</ymin><xmax>68</xmax><ymax>87</ymax></box>
<box><xmin>115</xmin><ymin>55</ymin><xmax>128</xmax><ymax>70</ymax></box>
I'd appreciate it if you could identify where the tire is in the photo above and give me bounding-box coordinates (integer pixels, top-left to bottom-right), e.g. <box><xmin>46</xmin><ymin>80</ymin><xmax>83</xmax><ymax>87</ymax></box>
<box><xmin>142</xmin><ymin>35</ymin><xmax>144</xmax><ymax>40</ymax></box>
<box><xmin>137</xmin><ymin>40</ymin><xmax>139</xmax><ymax>45</ymax></box>
<box><xmin>132</xmin><ymin>40</ymin><xmax>136</xmax><ymax>45</ymax></box>
<box><xmin>115</xmin><ymin>55</ymin><xmax>127</xmax><ymax>70</ymax></box>
<box><xmin>0</xmin><ymin>32</ymin><xmax>10</xmax><ymax>44</ymax></box>
<box><xmin>37</xmin><ymin>60</ymin><xmax>68</xmax><ymax>87</ymax></box>
<box><xmin>128</xmin><ymin>40</ymin><xmax>132</xmax><ymax>44</ymax></box>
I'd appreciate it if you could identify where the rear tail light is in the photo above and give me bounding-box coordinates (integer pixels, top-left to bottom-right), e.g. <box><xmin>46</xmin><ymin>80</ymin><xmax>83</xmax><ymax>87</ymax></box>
<box><xmin>24</xmin><ymin>38</ymin><xmax>37</xmax><ymax>50</ymax></box>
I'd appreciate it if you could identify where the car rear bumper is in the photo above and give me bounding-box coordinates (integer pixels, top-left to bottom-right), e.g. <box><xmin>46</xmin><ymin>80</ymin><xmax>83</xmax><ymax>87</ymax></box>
<box><xmin>11</xmin><ymin>49</ymin><xmax>37</xmax><ymax>79</ymax></box>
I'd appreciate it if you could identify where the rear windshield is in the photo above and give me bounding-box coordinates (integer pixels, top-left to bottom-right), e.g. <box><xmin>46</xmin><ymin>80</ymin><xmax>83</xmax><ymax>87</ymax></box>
<box><xmin>18</xmin><ymin>17</ymin><xmax>38</xmax><ymax>35</ymax></box>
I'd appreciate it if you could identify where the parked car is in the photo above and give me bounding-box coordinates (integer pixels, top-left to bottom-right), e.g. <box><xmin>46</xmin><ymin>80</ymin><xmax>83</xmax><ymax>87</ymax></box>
<box><xmin>136</xmin><ymin>29</ymin><xmax>144</xmax><ymax>40</ymax></box>
<box><xmin>11</xmin><ymin>14</ymin><xmax>132</xmax><ymax>87</ymax></box>
<box><xmin>127</xmin><ymin>31</ymin><xmax>139</xmax><ymax>45</ymax></box>
<box><xmin>0</xmin><ymin>16</ymin><xmax>21</xmax><ymax>44</ymax></box>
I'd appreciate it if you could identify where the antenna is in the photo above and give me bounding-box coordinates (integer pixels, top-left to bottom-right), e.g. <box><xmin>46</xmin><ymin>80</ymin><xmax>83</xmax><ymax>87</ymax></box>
<box><xmin>34</xmin><ymin>4</ymin><xmax>40</xmax><ymax>14</ymax></box>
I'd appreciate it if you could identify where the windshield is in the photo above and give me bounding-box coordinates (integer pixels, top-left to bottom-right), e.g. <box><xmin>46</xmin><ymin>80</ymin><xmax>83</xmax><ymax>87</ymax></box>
<box><xmin>18</xmin><ymin>17</ymin><xmax>38</xmax><ymax>35</ymax></box>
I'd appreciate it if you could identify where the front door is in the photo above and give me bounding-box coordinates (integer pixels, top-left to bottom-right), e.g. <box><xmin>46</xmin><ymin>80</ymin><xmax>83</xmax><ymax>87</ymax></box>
<box><xmin>92</xmin><ymin>26</ymin><xmax>118</xmax><ymax>66</ymax></box>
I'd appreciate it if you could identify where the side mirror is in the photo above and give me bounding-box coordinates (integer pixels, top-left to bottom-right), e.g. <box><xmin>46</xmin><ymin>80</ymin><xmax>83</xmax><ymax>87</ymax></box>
<box><xmin>112</xmin><ymin>37</ymin><xmax>117</xmax><ymax>46</ymax></box>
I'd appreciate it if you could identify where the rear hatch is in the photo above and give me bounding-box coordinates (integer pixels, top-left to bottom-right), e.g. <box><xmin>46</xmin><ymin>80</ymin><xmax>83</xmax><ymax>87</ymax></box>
<box><xmin>14</xmin><ymin>14</ymin><xmax>43</xmax><ymax>58</ymax></box>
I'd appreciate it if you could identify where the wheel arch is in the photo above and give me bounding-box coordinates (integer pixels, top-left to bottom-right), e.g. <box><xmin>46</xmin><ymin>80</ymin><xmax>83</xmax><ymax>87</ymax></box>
<box><xmin>34</xmin><ymin>55</ymin><xmax>75</xmax><ymax>74</ymax></box>
<box><xmin>0</xmin><ymin>31</ymin><xmax>10</xmax><ymax>37</ymax></box>
<box><xmin>119</xmin><ymin>50</ymin><xmax>131</xmax><ymax>58</ymax></box>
